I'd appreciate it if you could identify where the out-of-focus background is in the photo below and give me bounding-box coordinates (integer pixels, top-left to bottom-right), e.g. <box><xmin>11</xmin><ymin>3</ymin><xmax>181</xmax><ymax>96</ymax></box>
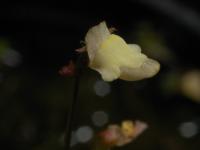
<box><xmin>1</xmin><ymin>0</ymin><xmax>200</xmax><ymax>150</ymax></box>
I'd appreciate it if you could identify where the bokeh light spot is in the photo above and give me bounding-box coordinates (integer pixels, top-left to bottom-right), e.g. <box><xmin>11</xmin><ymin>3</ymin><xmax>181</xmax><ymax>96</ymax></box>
<box><xmin>179</xmin><ymin>122</ymin><xmax>198</xmax><ymax>138</ymax></box>
<box><xmin>76</xmin><ymin>126</ymin><xmax>93</xmax><ymax>143</ymax></box>
<box><xmin>92</xmin><ymin>111</ymin><xmax>109</xmax><ymax>127</ymax></box>
<box><xmin>94</xmin><ymin>80</ymin><xmax>111</xmax><ymax>97</ymax></box>
<box><xmin>181</xmin><ymin>70</ymin><xmax>200</xmax><ymax>102</ymax></box>
<box><xmin>1</xmin><ymin>49</ymin><xmax>22</xmax><ymax>67</ymax></box>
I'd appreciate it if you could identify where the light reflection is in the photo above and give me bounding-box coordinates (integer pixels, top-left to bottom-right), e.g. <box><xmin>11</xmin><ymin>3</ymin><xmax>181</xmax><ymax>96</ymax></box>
<box><xmin>76</xmin><ymin>126</ymin><xmax>93</xmax><ymax>143</ymax></box>
<box><xmin>94</xmin><ymin>80</ymin><xmax>111</xmax><ymax>97</ymax></box>
<box><xmin>179</xmin><ymin>121</ymin><xmax>198</xmax><ymax>138</ymax></box>
<box><xmin>92</xmin><ymin>111</ymin><xmax>109</xmax><ymax>127</ymax></box>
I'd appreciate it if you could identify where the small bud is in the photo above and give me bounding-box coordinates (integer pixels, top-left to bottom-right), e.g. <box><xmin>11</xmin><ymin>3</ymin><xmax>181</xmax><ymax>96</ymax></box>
<box><xmin>75</xmin><ymin>46</ymin><xmax>86</xmax><ymax>53</ymax></box>
<box><xmin>99</xmin><ymin>125</ymin><xmax>121</xmax><ymax>146</ymax></box>
<box><xmin>59</xmin><ymin>60</ymin><xmax>76</xmax><ymax>76</ymax></box>
<box><xmin>109</xmin><ymin>27</ymin><xmax>117</xmax><ymax>33</ymax></box>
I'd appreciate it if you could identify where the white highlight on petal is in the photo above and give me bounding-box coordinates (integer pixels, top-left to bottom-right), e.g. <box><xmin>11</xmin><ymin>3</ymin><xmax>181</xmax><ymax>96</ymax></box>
<box><xmin>76</xmin><ymin>126</ymin><xmax>93</xmax><ymax>143</ymax></box>
<box><xmin>179</xmin><ymin>121</ymin><xmax>198</xmax><ymax>138</ymax></box>
<box><xmin>128</xmin><ymin>44</ymin><xmax>142</xmax><ymax>53</ymax></box>
<box><xmin>92</xmin><ymin>111</ymin><xmax>109</xmax><ymax>127</ymax></box>
<box><xmin>94</xmin><ymin>80</ymin><xmax>111</xmax><ymax>97</ymax></box>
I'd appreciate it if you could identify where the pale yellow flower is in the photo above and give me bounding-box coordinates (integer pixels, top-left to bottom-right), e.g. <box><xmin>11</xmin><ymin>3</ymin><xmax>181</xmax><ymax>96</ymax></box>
<box><xmin>85</xmin><ymin>21</ymin><xmax>160</xmax><ymax>81</ymax></box>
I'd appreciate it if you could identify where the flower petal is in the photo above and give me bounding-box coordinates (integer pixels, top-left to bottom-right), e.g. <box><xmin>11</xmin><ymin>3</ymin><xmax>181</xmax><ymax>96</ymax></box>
<box><xmin>85</xmin><ymin>21</ymin><xmax>110</xmax><ymax>61</ymax></box>
<box><xmin>120</xmin><ymin>58</ymin><xmax>160</xmax><ymax>81</ymax></box>
<box><xmin>128</xmin><ymin>44</ymin><xmax>142</xmax><ymax>53</ymax></box>
<box><xmin>133</xmin><ymin>120</ymin><xmax>148</xmax><ymax>139</ymax></box>
<box><xmin>85</xmin><ymin>21</ymin><xmax>160</xmax><ymax>81</ymax></box>
<box><xmin>121</xmin><ymin>120</ymin><xmax>135</xmax><ymax>138</ymax></box>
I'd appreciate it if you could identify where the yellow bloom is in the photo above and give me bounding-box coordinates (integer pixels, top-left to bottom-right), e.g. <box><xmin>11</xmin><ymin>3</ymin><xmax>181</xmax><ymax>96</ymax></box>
<box><xmin>121</xmin><ymin>120</ymin><xmax>135</xmax><ymax>138</ymax></box>
<box><xmin>85</xmin><ymin>21</ymin><xmax>160</xmax><ymax>81</ymax></box>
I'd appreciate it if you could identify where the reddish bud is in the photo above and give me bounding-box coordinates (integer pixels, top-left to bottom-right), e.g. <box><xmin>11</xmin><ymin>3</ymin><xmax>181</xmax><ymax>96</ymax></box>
<box><xmin>75</xmin><ymin>46</ymin><xmax>86</xmax><ymax>53</ymax></box>
<box><xmin>98</xmin><ymin>125</ymin><xmax>121</xmax><ymax>146</ymax></box>
<box><xmin>59</xmin><ymin>60</ymin><xmax>76</xmax><ymax>76</ymax></box>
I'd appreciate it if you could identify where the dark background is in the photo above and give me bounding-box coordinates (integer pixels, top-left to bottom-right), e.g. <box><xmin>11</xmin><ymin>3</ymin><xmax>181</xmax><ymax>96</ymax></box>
<box><xmin>0</xmin><ymin>0</ymin><xmax>200</xmax><ymax>150</ymax></box>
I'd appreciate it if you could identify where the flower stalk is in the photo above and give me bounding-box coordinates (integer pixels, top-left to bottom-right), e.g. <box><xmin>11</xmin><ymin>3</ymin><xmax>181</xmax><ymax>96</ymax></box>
<box><xmin>64</xmin><ymin>55</ymin><xmax>84</xmax><ymax>150</ymax></box>
<box><xmin>65</xmin><ymin>72</ymin><xmax>80</xmax><ymax>150</ymax></box>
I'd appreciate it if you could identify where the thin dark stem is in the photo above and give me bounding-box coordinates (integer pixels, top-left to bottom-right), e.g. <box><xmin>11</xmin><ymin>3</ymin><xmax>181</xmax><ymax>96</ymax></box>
<box><xmin>65</xmin><ymin>65</ymin><xmax>81</xmax><ymax>150</ymax></box>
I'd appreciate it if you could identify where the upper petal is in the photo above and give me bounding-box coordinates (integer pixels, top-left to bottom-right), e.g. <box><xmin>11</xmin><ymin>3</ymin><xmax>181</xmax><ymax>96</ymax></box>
<box><xmin>85</xmin><ymin>21</ymin><xmax>110</xmax><ymax>61</ymax></box>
